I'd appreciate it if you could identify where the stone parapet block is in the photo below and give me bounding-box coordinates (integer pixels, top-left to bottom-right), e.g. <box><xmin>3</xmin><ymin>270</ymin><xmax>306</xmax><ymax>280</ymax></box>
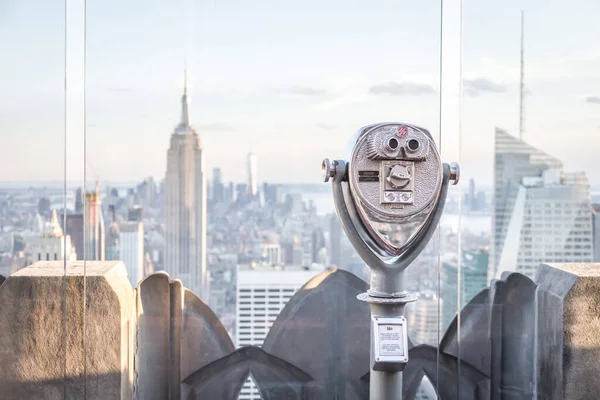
<box><xmin>0</xmin><ymin>261</ymin><xmax>134</xmax><ymax>400</ymax></box>
<box><xmin>535</xmin><ymin>263</ymin><xmax>600</xmax><ymax>400</ymax></box>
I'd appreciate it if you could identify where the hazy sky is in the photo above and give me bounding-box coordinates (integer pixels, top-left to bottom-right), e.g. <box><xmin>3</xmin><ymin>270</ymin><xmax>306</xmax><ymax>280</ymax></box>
<box><xmin>0</xmin><ymin>0</ymin><xmax>599</xmax><ymax>185</ymax></box>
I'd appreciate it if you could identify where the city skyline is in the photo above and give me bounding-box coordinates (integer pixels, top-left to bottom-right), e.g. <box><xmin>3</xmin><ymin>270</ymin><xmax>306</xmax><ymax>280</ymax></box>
<box><xmin>1</xmin><ymin>2</ymin><xmax>599</xmax><ymax>396</ymax></box>
<box><xmin>1</xmin><ymin>0</ymin><xmax>599</xmax><ymax>185</ymax></box>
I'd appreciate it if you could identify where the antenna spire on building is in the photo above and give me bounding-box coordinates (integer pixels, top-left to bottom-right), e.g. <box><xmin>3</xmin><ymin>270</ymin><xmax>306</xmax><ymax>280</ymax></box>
<box><xmin>519</xmin><ymin>10</ymin><xmax>525</xmax><ymax>140</ymax></box>
<box><xmin>181</xmin><ymin>65</ymin><xmax>190</xmax><ymax>127</ymax></box>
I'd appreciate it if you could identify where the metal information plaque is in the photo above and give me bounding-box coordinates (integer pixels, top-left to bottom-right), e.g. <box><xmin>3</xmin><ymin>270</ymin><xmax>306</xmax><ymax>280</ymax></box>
<box><xmin>372</xmin><ymin>316</ymin><xmax>409</xmax><ymax>368</ymax></box>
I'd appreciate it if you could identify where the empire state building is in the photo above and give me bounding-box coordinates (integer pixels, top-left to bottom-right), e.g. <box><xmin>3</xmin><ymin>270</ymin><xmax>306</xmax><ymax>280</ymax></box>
<box><xmin>164</xmin><ymin>78</ymin><xmax>207</xmax><ymax>297</ymax></box>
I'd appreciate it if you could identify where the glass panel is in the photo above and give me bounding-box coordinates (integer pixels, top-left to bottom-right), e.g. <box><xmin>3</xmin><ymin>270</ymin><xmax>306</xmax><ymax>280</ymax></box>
<box><xmin>3</xmin><ymin>0</ymin><xmax>600</xmax><ymax>398</ymax></box>
<box><xmin>0</xmin><ymin>0</ymin><xmax>71</xmax><ymax>395</ymax></box>
<box><xmin>458</xmin><ymin>0</ymin><xmax>599</xmax><ymax>397</ymax></box>
<box><xmin>107</xmin><ymin>1</ymin><xmax>441</xmax><ymax>398</ymax></box>
<box><xmin>0</xmin><ymin>1</ymin><xmax>466</xmax><ymax>398</ymax></box>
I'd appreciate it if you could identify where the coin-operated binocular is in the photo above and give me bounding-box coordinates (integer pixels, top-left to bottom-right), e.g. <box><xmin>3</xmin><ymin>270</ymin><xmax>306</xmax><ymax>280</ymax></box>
<box><xmin>322</xmin><ymin>123</ymin><xmax>458</xmax><ymax>400</ymax></box>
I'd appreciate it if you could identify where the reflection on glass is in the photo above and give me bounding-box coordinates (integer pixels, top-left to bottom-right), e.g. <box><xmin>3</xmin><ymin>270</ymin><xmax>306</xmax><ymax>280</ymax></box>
<box><xmin>492</xmin><ymin>128</ymin><xmax>593</xmax><ymax>280</ymax></box>
<box><xmin>454</xmin><ymin>0</ymin><xmax>600</xmax><ymax>398</ymax></box>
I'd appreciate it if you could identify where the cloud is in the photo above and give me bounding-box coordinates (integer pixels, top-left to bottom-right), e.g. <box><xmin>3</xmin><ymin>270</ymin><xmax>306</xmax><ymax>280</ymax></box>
<box><xmin>315</xmin><ymin>94</ymin><xmax>370</xmax><ymax>111</ymax></box>
<box><xmin>369</xmin><ymin>81</ymin><xmax>436</xmax><ymax>96</ymax></box>
<box><xmin>462</xmin><ymin>78</ymin><xmax>507</xmax><ymax>97</ymax></box>
<box><xmin>106</xmin><ymin>87</ymin><xmax>133</xmax><ymax>93</ymax></box>
<box><xmin>275</xmin><ymin>86</ymin><xmax>327</xmax><ymax>96</ymax></box>
<box><xmin>315</xmin><ymin>123</ymin><xmax>336</xmax><ymax>130</ymax></box>
<box><xmin>196</xmin><ymin>123</ymin><xmax>236</xmax><ymax>132</ymax></box>
<box><xmin>463</xmin><ymin>87</ymin><xmax>480</xmax><ymax>97</ymax></box>
<box><xmin>586</xmin><ymin>96</ymin><xmax>600</xmax><ymax>104</ymax></box>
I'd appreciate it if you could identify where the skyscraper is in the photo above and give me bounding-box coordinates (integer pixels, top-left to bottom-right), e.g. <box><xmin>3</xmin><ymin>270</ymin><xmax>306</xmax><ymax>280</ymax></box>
<box><xmin>236</xmin><ymin>263</ymin><xmax>320</xmax><ymax>400</ymax></box>
<box><xmin>128</xmin><ymin>206</ymin><xmax>143</xmax><ymax>222</ymax></box>
<box><xmin>164</xmin><ymin>75</ymin><xmax>207</xmax><ymax>297</ymax></box>
<box><xmin>119</xmin><ymin>221</ymin><xmax>144</xmax><ymax>287</ymax></box>
<box><xmin>263</xmin><ymin>183</ymin><xmax>282</xmax><ymax>205</ymax></box>
<box><xmin>406</xmin><ymin>292</ymin><xmax>439</xmax><ymax>346</ymax></box>
<box><xmin>236</xmin><ymin>183</ymin><xmax>249</xmax><ymax>205</ymax></box>
<box><xmin>74</xmin><ymin>188</ymin><xmax>83</xmax><ymax>213</ymax></box>
<box><xmin>468</xmin><ymin>178</ymin><xmax>476</xmax><ymax>211</ymax></box>
<box><xmin>441</xmin><ymin>249</ymin><xmax>489</xmax><ymax>330</ymax></box>
<box><xmin>492</xmin><ymin>128</ymin><xmax>593</xmax><ymax>279</ymax></box>
<box><xmin>136</xmin><ymin>177</ymin><xmax>157</xmax><ymax>207</ymax></box>
<box><xmin>28</xmin><ymin>210</ymin><xmax>77</xmax><ymax>263</ymax></box>
<box><xmin>62</xmin><ymin>213</ymin><xmax>84</xmax><ymax>260</ymax></box>
<box><xmin>311</xmin><ymin>228</ymin><xmax>325</xmax><ymax>264</ymax></box>
<box><xmin>105</xmin><ymin>205</ymin><xmax>119</xmax><ymax>261</ymax></box>
<box><xmin>85</xmin><ymin>187</ymin><xmax>105</xmax><ymax>261</ymax></box>
<box><xmin>227</xmin><ymin>181</ymin><xmax>234</xmax><ymax>203</ymax></box>
<box><xmin>207</xmin><ymin>253</ymin><xmax>238</xmax><ymax>326</ymax></box>
<box><xmin>260</xmin><ymin>243</ymin><xmax>281</xmax><ymax>266</ymax></box>
<box><xmin>329</xmin><ymin>215</ymin><xmax>342</xmax><ymax>268</ymax></box>
<box><xmin>212</xmin><ymin>168</ymin><xmax>224</xmax><ymax>204</ymax></box>
<box><xmin>247</xmin><ymin>152</ymin><xmax>257</xmax><ymax>199</ymax></box>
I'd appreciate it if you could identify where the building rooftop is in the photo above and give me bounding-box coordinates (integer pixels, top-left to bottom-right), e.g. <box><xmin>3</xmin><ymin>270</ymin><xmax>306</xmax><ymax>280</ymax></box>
<box><xmin>237</xmin><ymin>263</ymin><xmax>326</xmax><ymax>272</ymax></box>
<box><xmin>119</xmin><ymin>220</ymin><xmax>142</xmax><ymax>233</ymax></box>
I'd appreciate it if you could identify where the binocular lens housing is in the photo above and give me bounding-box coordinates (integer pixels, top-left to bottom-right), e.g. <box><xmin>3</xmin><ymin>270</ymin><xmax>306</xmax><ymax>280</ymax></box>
<box><xmin>348</xmin><ymin>123</ymin><xmax>443</xmax><ymax>255</ymax></box>
<box><xmin>407</xmin><ymin>139</ymin><xmax>420</xmax><ymax>151</ymax></box>
<box><xmin>387</xmin><ymin>138</ymin><xmax>399</xmax><ymax>150</ymax></box>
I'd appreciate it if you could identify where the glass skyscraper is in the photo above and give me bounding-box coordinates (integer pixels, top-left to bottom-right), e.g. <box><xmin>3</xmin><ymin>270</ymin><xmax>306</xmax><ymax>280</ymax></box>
<box><xmin>492</xmin><ymin>128</ymin><xmax>593</xmax><ymax>280</ymax></box>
